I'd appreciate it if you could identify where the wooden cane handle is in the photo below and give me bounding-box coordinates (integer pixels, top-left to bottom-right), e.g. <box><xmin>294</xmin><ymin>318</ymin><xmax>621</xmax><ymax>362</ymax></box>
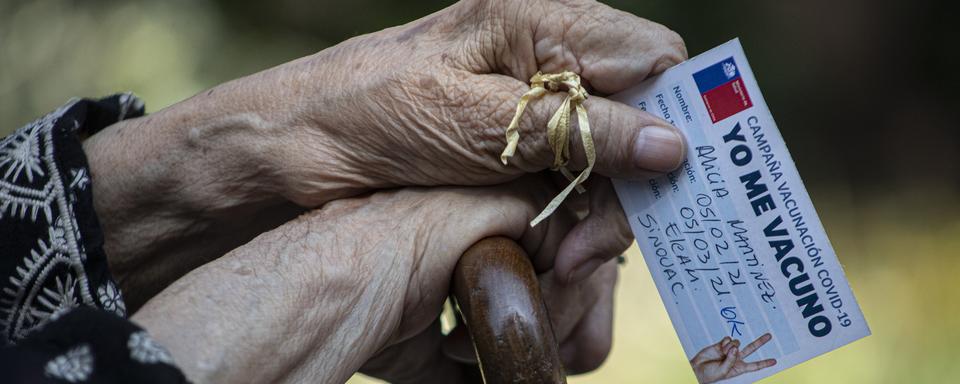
<box><xmin>452</xmin><ymin>237</ymin><xmax>566</xmax><ymax>384</ymax></box>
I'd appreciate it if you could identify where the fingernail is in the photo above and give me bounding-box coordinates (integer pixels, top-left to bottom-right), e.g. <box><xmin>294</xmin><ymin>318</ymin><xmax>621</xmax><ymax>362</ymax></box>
<box><xmin>567</xmin><ymin>258</ymin><xmax>605</xmax><ymax>284</ymax></box>
<box><xmin>634</xmin><ymin>125</ymin><xmax>685</xmax><ymax>172</ymax></box>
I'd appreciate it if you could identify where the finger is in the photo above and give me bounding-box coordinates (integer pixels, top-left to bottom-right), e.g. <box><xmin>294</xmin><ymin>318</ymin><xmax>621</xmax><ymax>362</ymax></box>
<box><xmin>718</xmin><ymin>347</ymin><xmax>738</xmax><ymax>376</ymax></box>
<box><xmin>537</xmin><ymin>268</ymin><xmax>597</xmax><ymax>343</ymax></box>
<box><xmin>558</xmin><ymin>259</ymin><xmax>617</xmax><ymax>374</ymax></box>
<box><xmin>465</xmin><ymin>0</ymin><xmax>687</xmax><ymax>94</ymax></box>
<box><xmin>554</xmin><ymin>177</ymin><xmax>633</xmax><ymax>284</ymax></box>
<box><xmin>529</xmin><ymin>1</ymin><xmax>688</xmax><ymax>94</ymax></box>
<box><xmin>471</xmin><ymin>73</ymin><xmax>685</xmax><ymax>180</ymax></box>
<box><xmin>740</xmin><ymin>333</ymin><xmax>772</xmax><ymax>358</ymax></box>
<box><xmin>396</xmin><ymin>178</ymin><xmax>558</xmax><ymax>335</ymax></box>
<box><xmin>430</xmin><ymin>174</ymin><xmax>552</xmax><ymax>249</ymax></box>
<box><xmin>737</xmin><ymin>358</ymin><xmax>778</xmax><ymax>374</ymax></box>
<box><xmin>722</xmin><ymin>339</ymin><xmax>741</xmax><ymax>356</ymax></box>
<box><xmin>469</xmin><ymin>171</ymin><xmax>584</xmax><ymax>273</ymax></box>
<box><xmin>518</xmin><ymin>182</ymin><xmax>583</xmax><ymax>273</ymax></box>
<box><xmin>692</xmin><ymin>337</ymin><xmax>727</xmax><ymax>365</ymax></box>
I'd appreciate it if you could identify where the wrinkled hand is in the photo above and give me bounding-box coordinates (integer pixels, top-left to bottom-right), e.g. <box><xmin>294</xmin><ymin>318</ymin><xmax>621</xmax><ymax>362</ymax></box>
<box><xmin>269</xmin><ymin>0</ymin><xmax>687</xmax><ymax>200</ymax></box>
<box><xmin>85</xmin><ymin>0</ymin><xmax>686</xmax><ymax>309</ymax></box>
<box><xmin>690</xmin><ymin>334</ymin><xmax>777</xmax><ymax>383</ymax></box>
<box><xmin>361</xmin><ymin>256</ymin><xmax>619</xmax><ymax>383</ymax></box>
<box><xmin>133</xmin><ymin>177</ymin><xmax>616</xmax><ymax>383</ymax></box>
<box><xmin>268</xmin><ymin>0</ymin><xmax>688</xmax><ymax>282</ymax></box>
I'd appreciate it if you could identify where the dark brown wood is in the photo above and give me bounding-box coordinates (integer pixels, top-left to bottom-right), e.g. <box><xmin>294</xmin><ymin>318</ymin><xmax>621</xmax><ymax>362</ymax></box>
<box><xmin>452</xmin><ymin>237</ymin><xmax>566</xmax><ymax>384</ymax></box>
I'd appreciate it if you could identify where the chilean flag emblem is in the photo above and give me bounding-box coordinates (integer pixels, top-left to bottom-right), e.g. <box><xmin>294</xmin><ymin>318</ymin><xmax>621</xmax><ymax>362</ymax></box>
<box><xmin>693</xmin><ymin>57</ymin><xmax>753</xmax><ymax>123</ymax></box>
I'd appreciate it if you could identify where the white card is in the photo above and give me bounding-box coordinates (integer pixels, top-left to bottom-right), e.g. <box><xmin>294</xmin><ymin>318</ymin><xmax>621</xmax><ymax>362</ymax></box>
<box><xmin>611</xmin><ymin>39</ymin><xmax>869</xmax><ymax>383</ymax></box>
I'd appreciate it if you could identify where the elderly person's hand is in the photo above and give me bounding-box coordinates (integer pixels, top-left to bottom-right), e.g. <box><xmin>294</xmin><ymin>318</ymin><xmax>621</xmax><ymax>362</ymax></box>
<box><xmin>84</xmin><ymin>0</ymin><xmax>686</xmax><ymax>309</ymax></box>
<box><xmin>132</xmin><ymin>176</ymin><xmax>618</xmax><ymax>383</ymax></box>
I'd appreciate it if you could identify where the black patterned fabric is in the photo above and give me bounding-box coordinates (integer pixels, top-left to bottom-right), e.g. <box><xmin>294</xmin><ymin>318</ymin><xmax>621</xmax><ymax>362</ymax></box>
<box><xmin>0</xmin><ymin>307</ymin><xmax>188</xmax><ymax>383</ymax></box>
<box><xmin>0</xmin><ymin>94</ymin><xmax>187</xmax><ymax>383</ymax></box>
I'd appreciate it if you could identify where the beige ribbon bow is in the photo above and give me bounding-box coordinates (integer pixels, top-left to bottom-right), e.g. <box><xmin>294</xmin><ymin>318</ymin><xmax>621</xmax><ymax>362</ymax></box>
<box><xmin>500</xmin><ymin>71</ymin><xmax>596</xmax><ymax>227</ymax></box>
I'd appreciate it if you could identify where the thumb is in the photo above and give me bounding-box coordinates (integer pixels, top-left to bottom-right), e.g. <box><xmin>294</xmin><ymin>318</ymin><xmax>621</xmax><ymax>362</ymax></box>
<box><xmin>476</xmin><ymin>73</ymin><xmax>686</xmax><ymax>180</ymax></box>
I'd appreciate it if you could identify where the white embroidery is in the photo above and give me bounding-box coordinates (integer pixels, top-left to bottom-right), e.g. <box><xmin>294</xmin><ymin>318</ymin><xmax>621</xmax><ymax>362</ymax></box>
<box><xmin>116</xmin><ymin>92</ymin><xmax>143</xmax><ymax>121</ymax></box>
<box><xmin>97</xmin><ymin>281</ymin><xmax>126</xmax><ymax>317</ymax></box>
<box><xmin>33</xmin><ymin>274</ymin><xmax>81</xmax><ymax>323</ymax></box>
<box><xmin>0</xmin><ymin>101</ymin><xmax>98</xmax><ymax>344</ymax></box>
<box><xmin>0</xmin><ymin>121</ymin><xmax>45</xmax><ymax>183</ymax></box>
<box><xmin>45</xmin><ymin>343</ymin><xmax>94</xmax><ymax>382</ymax></box>
<box><xmin>0</xmin><ymin>116</ymin><xmax>53</xmax><ymax>222</ymax></box>
<box><xmin>69</xmin><ymin>168</ymin><xmax>89</xmax><ymax>191</ymax></box>
<box><xmin>48</xmin><ymin>216</ymin><xmax>69</xmax><ymax>249</ymax></box>
<box><xmin>128</xmin><ymin>331</ymin><xmax>174</xmax><ymax>365</ymax></box>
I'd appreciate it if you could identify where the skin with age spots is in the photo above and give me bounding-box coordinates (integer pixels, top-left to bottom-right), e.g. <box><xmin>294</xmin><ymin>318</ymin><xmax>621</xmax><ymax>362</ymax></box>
<box><xmin>87</xmin><ymin>0</ymin><xmax>685</xmax><ymax>309</ymax></box>
<box><xmin>134</xmin><ymin>180</ymin><xmax>619</xmax><ymax>383</ymax></box>
<box><xmin>81</xmin><ymin>0</ymin><xmax>688</xmax><ymax>382</ymax></box>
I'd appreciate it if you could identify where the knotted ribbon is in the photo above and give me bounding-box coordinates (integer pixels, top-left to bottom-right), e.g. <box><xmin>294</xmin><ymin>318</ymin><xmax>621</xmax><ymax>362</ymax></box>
<box><xmin>500</xmin><ymin>71</ymin><xmax>595</xmax><ymax>227</ymax></box>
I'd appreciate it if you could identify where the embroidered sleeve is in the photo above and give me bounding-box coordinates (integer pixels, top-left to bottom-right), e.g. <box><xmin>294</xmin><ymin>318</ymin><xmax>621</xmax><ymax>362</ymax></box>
<box><xmin>0</xmin><ymin>94</ymin><xmax>188</xmax><ymax>383</ymax></box>
<box><xmin>1</xmin><ymin>307</ymin><xmax>188</xmax><ymax>383</ymax></box>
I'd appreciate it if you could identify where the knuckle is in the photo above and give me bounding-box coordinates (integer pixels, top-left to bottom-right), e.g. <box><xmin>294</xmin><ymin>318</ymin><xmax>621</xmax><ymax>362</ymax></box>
<box><xmin>481</xmin><ymin>84</ymin><xmax>522</xmax><ymax>129</ymax></box>
<box><xmin>592</xmin><ymin>102</ymin><xmax>632</xmax><ymax>164</ymax></box>
<box><xmin>662</xmin><ymin>27</ymin><xmax>688</xmax><ymax>61</ymax></box>
<box><xmin>463</xmin><ymin>84</ymin><xmax>517</xmax><ymax>157</ymax></box>
<box><xmin>622</xmin><ymin>16</ymin><xmax>688</xmax><ymax>71</ymax></box>
<box><xmin>650</xmin><ymin>25</ymin><xmax>688</xmax><ymax>68</ymax></box>
<box><xmin>473</xmin><ymin>82</ymin><xmax>553</xmax><ymax>170</ymax></box>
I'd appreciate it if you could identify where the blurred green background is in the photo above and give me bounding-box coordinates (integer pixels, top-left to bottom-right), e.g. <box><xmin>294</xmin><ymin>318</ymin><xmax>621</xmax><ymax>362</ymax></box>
<box><xmin>2</xmin><ymin>0</ymin><xmax>957</xmax><ymax>382</ymax></box>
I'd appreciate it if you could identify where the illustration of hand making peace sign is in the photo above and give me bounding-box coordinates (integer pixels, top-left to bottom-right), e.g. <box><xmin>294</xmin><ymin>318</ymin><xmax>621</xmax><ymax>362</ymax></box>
<box><xmin>690</xmin><ymin>333</ymin><xmax>778</xmax><ymax>383</ymax></box>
